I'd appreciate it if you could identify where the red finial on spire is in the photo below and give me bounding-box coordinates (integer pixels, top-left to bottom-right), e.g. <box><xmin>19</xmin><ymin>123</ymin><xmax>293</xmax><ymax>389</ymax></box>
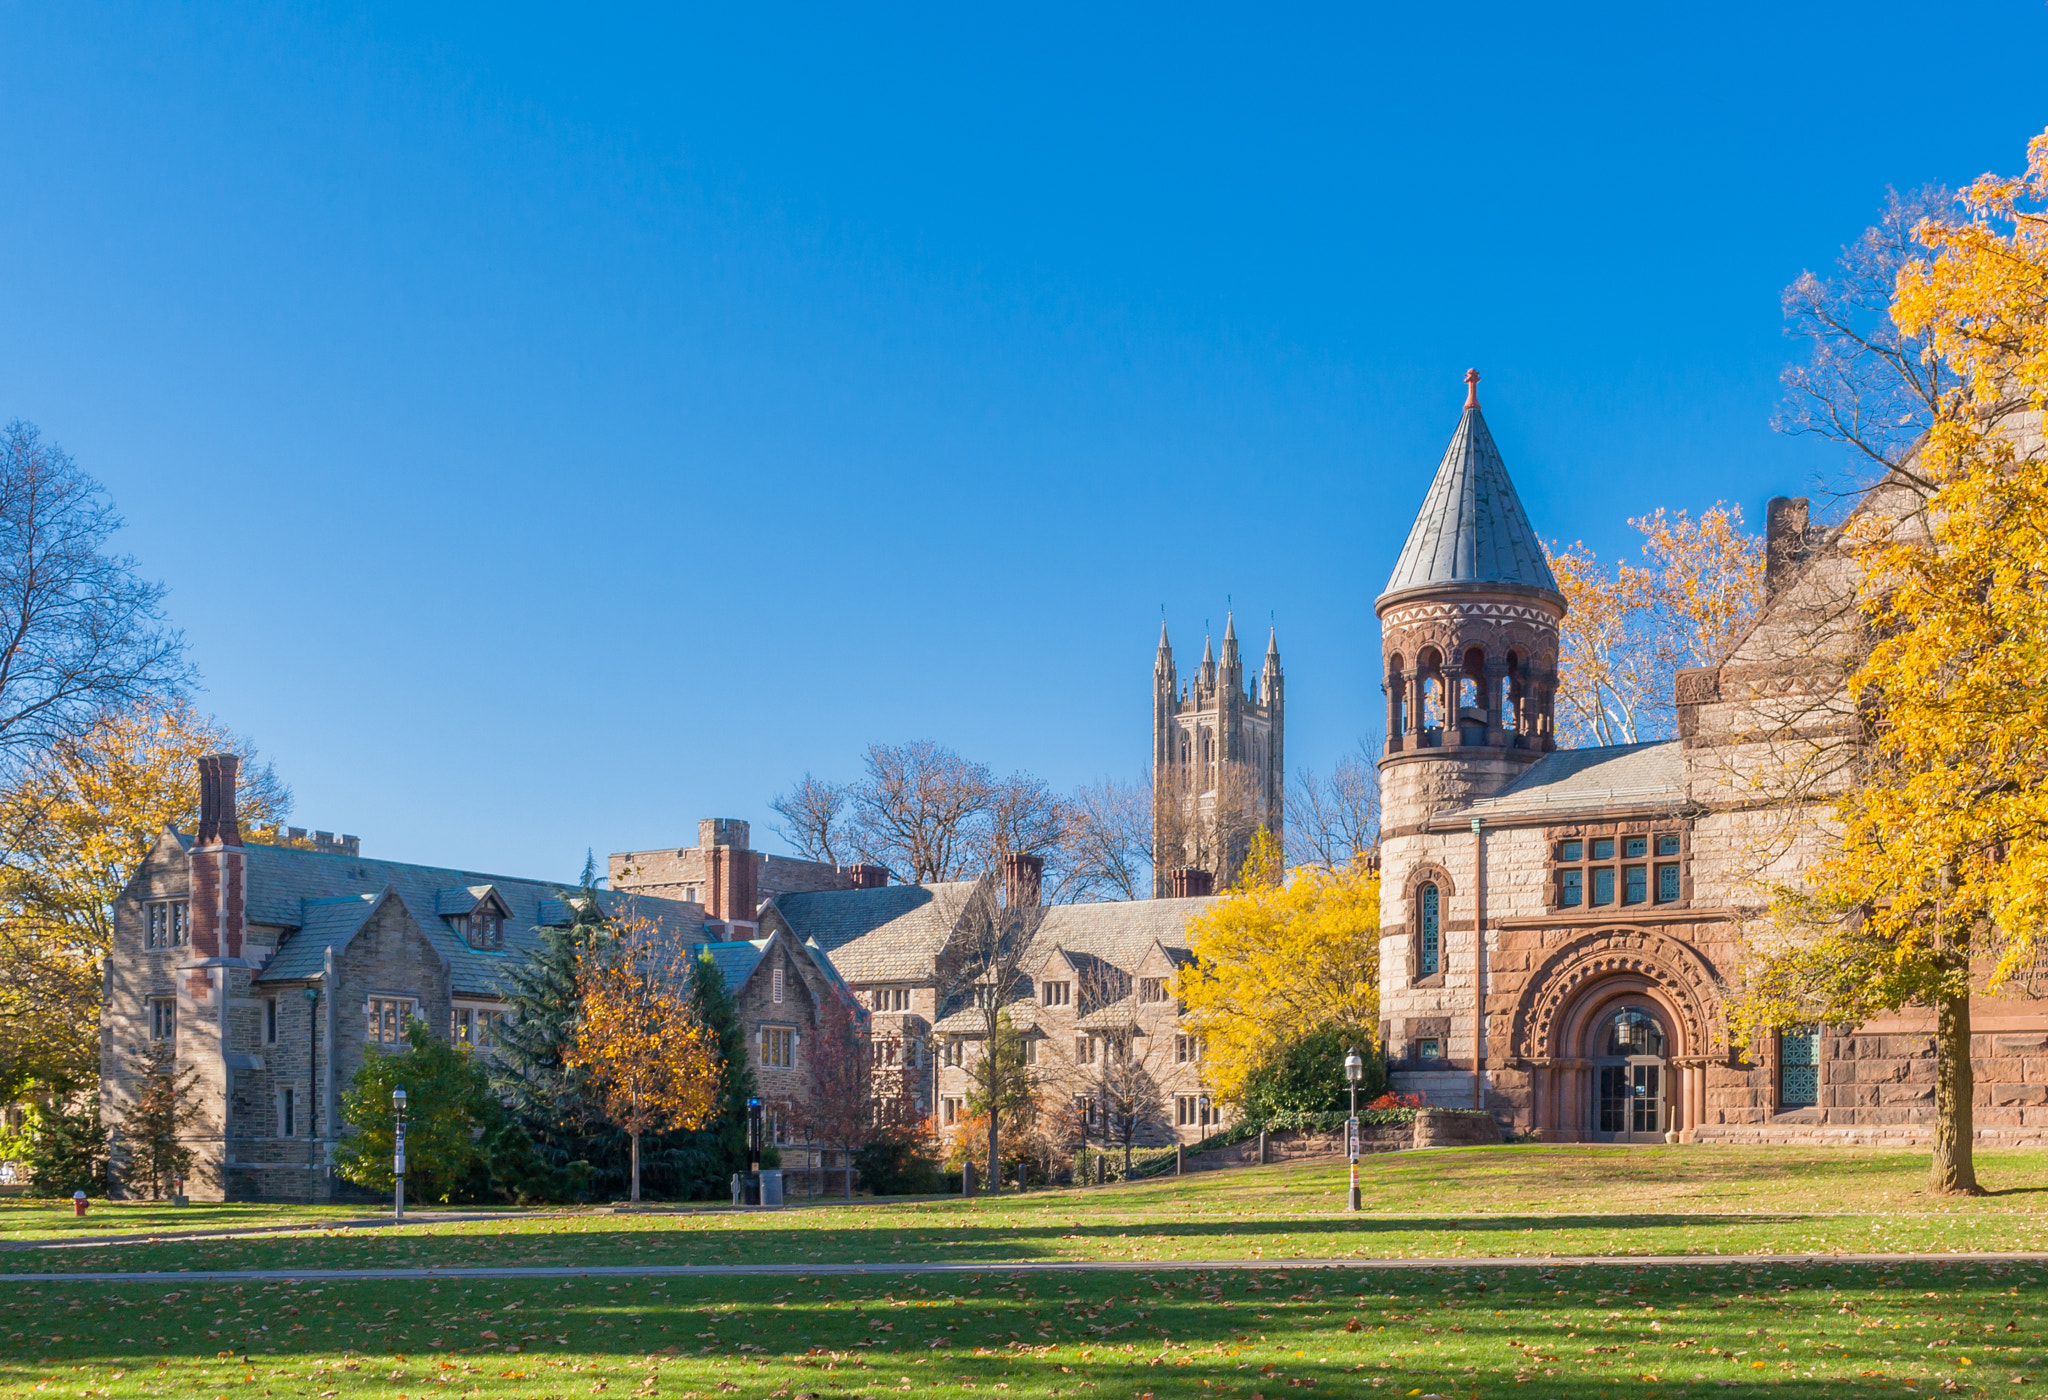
<box><xmin>1463</xmin><ymin>367</ymin><xmax>1480</xmax><ymax>410</ymax></box>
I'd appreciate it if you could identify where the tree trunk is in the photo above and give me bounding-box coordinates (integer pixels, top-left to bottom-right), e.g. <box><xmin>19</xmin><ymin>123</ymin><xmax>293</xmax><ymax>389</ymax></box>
<box><xmin>631</xmin><ymin>1131</ymin><xmax>642</xmax><ymax>1204</ymax></box>
<box><xmin>1931</xmin><ymin>987</ymin><xmax>1984</xmax><ymax>1196</ymax></box>
<box><xmin>987</xmin><ymin>1104</ymin><xmax>1000</xmax><ymax>1198</ymax></box>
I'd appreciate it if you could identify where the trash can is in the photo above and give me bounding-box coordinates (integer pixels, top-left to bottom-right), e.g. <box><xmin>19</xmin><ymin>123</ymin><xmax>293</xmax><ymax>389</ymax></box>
<box><xmin>759</xmin><ymin>1169</ymin><xmax>783</xmax><ymax>1207</ymax></box>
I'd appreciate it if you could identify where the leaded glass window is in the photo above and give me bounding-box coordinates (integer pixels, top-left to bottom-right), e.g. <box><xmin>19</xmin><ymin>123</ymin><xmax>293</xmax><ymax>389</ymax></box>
<box><xmin>1418</xmin><ymin>883</ymin><xmax>1440</xmax><ymax>976</ymax></box>
<box><xmin>1780</xmin><ymin>1028</ymin><xmax>1820</xmax><ymax>1108</ymax></box>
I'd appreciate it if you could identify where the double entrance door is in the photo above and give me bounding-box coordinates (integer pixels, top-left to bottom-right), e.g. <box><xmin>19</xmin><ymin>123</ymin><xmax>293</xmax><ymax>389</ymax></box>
<box><xmin>1592</xmin><ymin>1006</ymin><xmax>1668</xmax><ymax>1143</ymax></box>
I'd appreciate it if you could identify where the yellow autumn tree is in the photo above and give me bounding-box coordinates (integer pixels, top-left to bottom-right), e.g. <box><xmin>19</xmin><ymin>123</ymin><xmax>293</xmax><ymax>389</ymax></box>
<box><xmin>1178</xmin><ymin>828</ymin><xmax>1380</xmax><ymax>1109</ymax></box>
<box><xmin>1549</xmin><ymin>505</ymin><xmax>1766</xmax><ymax>746</ymax></box>
<box><xmin>0</xmin><ymin>699</ymin><xmax>291</xmax><ymax>1097</ymax></box>
<box><xmin>1740</xmin><ymin>127</ymin><xmax>2048</xmax><ymax>1197</ymax></box>
<box><xmin>564</xmin><ymin>916</ymin><xmax>722</xmax><ymax>1202</ymax></box>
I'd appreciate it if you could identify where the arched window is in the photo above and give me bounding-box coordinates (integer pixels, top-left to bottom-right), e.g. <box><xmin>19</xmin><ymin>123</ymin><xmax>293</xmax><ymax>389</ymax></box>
<box><xmin>1604</xmin><ymin>1008</ymin><xmax>1666</xmax><ymax>1058</ymax></box>
<box><xmin>1418</xmin><ymin>883</ymin><xmax>1440</xmax><ymax>977</ymax></box>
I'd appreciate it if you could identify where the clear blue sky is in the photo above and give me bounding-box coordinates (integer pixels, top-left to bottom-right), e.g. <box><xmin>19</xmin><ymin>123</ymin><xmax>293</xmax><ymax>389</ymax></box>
<box><xmin>0</xmin><ymin>4</ymin><xmax>2039</xmax><ymax>879</ymax></box>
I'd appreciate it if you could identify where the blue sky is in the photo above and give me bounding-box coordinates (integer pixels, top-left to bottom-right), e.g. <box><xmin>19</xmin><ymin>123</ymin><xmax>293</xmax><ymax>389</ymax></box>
<box><xmin>0</xmin><ymin>4</ymin><xmax>2040</xmax><ymax>879</ymax></box>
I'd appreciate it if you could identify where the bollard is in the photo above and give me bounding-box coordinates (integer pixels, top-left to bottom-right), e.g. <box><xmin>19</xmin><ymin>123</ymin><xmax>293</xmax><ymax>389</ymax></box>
<box><xmin>1176</xmin><ymin>1144</ymin><xmax>1184</xmax><ymax>1176</ymax></box>
<box><xmin>1257</xmin><ymin>1130</ymin><xmax>1267</xmax><ymax>1165</ymax></box>
<box><xmin>1092</xmin><ymin>1153</ymin><xmax>1105</xmax><ymax>1186</ymax></box>
<box><xmin>963</xmin><ymin>1160</ymin><xmax>977</xmax><ymax>1198</ymax></box>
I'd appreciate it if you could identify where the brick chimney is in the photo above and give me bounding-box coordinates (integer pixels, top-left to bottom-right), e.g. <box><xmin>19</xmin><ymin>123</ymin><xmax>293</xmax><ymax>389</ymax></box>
<box><xmin>844</xmin><ymin>863</ymin><xmax>889</xmax><ymax>890</ymax></box>
<box><xmin>701</xmin><ymin>818</ymin><xmax>759</xmax><ymax>923</ymax></box>
<box><xmin>1765</xmin><ymin>496</ymin><xmax>1813</xmax><ymax>603</ymax></box>
<box><xmin>1169</xmin><ymin>867</ymin><xmax>1215</xmax><ymax>899</ymax></box>
<box><xmin>189</xmin><ymin>754</ymin><xmax>247</xmax><ymax>960</ymax></box>
<box><xmin>1002</xmin><ymin>851</ymin><xmax>1045</xmax><ymax>909</ymax></box>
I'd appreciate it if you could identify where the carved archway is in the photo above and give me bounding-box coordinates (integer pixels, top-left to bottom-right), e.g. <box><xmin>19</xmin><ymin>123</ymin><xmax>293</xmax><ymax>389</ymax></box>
<box><xmin>1509</xmin><ymin>926</ymin><xmax>1729</xmax><ymax>1063</ymax></box>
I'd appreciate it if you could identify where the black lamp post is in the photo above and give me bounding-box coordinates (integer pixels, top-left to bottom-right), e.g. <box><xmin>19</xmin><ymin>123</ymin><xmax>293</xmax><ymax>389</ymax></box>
<box><xmin>302</xmin><ymin>986</ymin><xmax>320</xmax><ymax>1194</ymax></box>
<box><xmin>747</xmin><ymin>1096</ymin><xmax>763</xmax><ymax>1171</ymax></box>
<box><xmin>1343</xmin><ymin>1047</ymin><xmax>1364</xmax><ymax>1212</ymax></box>
<box><xmin>392</xmin><ymin>1086</ymin><xmax>408</xmax><ymax>1221</ymax></box>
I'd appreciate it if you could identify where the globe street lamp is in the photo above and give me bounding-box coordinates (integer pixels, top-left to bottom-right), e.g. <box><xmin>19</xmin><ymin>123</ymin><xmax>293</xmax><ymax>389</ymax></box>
<box><xmin>1343</xmin><ymin>1047</ymin><xmax>1364</xmax><ymax>1212</ymax></box>
<box><xmin>392</xmin><ymin>1086</ymin><xmax>408</xmax><ymax>1221</ymax></box>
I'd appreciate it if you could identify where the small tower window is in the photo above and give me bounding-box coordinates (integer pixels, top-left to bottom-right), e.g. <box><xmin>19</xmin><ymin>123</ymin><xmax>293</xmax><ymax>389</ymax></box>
<box><xmin>1418</xmin><ymin>883</ymin><xmax>1440</xmax><ymax>977</ymax></box>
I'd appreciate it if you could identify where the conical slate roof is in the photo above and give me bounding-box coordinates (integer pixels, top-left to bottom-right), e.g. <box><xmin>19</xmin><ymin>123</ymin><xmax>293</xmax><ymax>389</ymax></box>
<box><xmin>1381</xmin><ymin>379</ymin><xmax>1560</xmax><ymax>605</ymax></box>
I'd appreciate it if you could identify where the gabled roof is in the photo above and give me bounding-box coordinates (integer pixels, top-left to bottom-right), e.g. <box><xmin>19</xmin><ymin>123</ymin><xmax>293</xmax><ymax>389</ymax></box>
<box><xmin>257</xmin><ymin>891</ymin><xmax>391</xmax><ymax>982</ymax></box>
<box><xmin>1028</xmin><ymin>896</ymin><xmax>1216</xmax><ymax>968</ymax></box>
<box><xmin>235</xmin><ymin>839</ymin><xmax>701</xmax><ymax>997</ymax></box>
<box><xmin>435</xmin><ymin>885</ymin><xmax>509</xmax><ymax>918</ymax></box>
<box><xmin>770</xmin><ymin>880</ymin><xmax>985</xmax><ymax>983</ymax></box>
<box><xmin>692</xmin><ymin>938</ymin><xmax>770</xmax><ymax>994</ymax></box>
<box><xmin>1380</xmin><ymin>392</ymin><xmax>1561</xmax><ymax>607</ymax></box>
<box><xmin>1458</xmin><ymin>741</ymin><xmax>1685</xmax><ymax>820</ymax></box>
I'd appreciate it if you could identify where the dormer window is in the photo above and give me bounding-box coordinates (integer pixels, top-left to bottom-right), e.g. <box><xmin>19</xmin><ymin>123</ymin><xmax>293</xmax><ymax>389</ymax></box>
<box><xmin>465</xmin><ymin>912</ymin><xmax>503</xmax><ymax>950</ymax></box>
<box><xmin>437</xmin><ymin>885</ymin><xmax>510</xmax><ymax>951</ymax></box>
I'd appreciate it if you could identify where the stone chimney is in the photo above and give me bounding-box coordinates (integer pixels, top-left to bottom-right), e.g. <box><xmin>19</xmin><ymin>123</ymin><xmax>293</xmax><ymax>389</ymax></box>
<box><xmin>196</xmin><ymin>754</ymin><xmax>243</xmax><ymax>847</ymax></box>
<box><xmin>1765</xmin><ymin>496</ymin><xmax>1813</xmax><ymax>603</ymax></box>
<box><xmin>1002</xmin><ymin>851</ymin><xmax>1045</xmax><ymax>910</ymax></box>
<box><xmin>701</xmin><ymin>818</ymin><xmax>759</xmax><ymax>923</ymax></box>
<box><xmin>844</xmin><ymin>863</ymin><xmax>889</xmax><ymax>890</ymax></box>
<box><xmin>1169</xmin><ymin>867</ymin><xmax>1215</xmax><ymax>899</ymax></box>
<box><xmin>189</xmin><ymin>754</ymin><xmax>247</xmax><ymax>960</ymax></box>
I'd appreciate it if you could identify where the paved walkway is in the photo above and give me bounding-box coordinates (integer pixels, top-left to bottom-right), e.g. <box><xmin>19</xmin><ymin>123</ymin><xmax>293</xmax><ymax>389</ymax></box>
<box><xmin>8</xmin><ymin>1252</ymin><xmax>2048</xmax><ymax>1285</ymax></box>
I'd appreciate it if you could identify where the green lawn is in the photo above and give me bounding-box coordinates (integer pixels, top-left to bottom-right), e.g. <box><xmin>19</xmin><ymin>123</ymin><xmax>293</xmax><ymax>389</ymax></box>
<box><xmin>4</xmin><ymin>1148</ymin><xmax>2048</xmax><ymax>1397</ymax></box>
<box><xmin>0</xmin><ymin>1200</ymin><xmax>515</xmax><ymax>1245</ymax></box>
<box><xmin>6</xmin><ymin>1146</ymin><xmax>2048</xmax><ymax>1275</ymax></box>
<box><xmin>2</xmin><ymin>1258</ymin><xmax>2043</xmax><ymax>1398</ymax></box>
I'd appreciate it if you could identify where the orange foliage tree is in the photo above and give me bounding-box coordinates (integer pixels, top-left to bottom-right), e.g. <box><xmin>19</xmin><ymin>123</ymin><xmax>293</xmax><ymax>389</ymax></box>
<box><xmin>564</xmin><ymin>916</ymin><xmax>722</xmax><ymax>1202</ymax></box>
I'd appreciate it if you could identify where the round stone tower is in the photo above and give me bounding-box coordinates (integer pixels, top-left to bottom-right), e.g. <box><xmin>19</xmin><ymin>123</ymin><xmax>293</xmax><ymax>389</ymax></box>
<box><xmin>1377</xmin><ymin>370</ymin><xmax>1564</xmax><ymax>832</ymax></box>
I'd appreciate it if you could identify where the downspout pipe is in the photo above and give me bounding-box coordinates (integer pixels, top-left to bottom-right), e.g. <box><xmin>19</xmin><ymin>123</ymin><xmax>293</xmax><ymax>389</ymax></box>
<box><xmin>1471</xmin><ymin>816</ymin><xmax>1486</xmax><ymax>1111</ymax></box>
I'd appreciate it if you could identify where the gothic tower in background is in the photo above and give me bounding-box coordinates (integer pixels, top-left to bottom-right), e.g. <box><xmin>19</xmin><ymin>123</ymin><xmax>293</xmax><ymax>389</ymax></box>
<box><xmin>1152</xmin><ymin>614</ymin><xmax>1284</xmax><ymax>896</ymax></box>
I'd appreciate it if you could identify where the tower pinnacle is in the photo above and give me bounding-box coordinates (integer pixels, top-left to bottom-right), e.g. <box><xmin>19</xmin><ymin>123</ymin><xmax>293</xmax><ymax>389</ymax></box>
<box><xmin>1464</xmin><ymin>367</ymin><xmax>1480</xmax><ymax>410</ymax></box>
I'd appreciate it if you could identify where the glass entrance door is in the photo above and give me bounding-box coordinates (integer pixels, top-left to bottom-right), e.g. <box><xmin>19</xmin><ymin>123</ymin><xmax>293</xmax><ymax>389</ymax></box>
<box><xmin>1592</xmin><ymin>1008</ymin><xmax>1668</xmax><ymax>1143</ymax></box>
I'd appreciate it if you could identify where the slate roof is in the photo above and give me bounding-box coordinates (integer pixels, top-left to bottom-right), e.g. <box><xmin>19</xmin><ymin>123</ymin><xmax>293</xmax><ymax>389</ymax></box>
<box><xmin>1028</xmin><ymin>896</ymin><xmax>1216</xmax><ymax>968</ymax></box>
<box><xmin>933</xmin><ymin>999</ymin><xmax>1044</xmax><ymax>1036</ymax></box>
<box><xmin>259</xmin><ymin>893</ymin><xmax>383</xmax><ymax>981</ymax></box>
<box><xmin>771</xmin><ymin>881</ymin><xmax>985</xmax><ymax>982</ymax></box>
<box><xmin>240</xmin><ymin>839</ymin><xmax>702</xmax><ymax>998</ymax></box>
<box><xmin>692</xmin><ymin>938</ymin><xmax>769</xmax><ymax>994</ymax></box>
<box><xmin>1382</xmin><ymin>400</ymin><xmax>1560</xmax><ymax>603</ymax></box>
<box><xmin>1459</xmin><ymin>741</ymin><xmax>1686</xmax><ymax>819</ymax></box>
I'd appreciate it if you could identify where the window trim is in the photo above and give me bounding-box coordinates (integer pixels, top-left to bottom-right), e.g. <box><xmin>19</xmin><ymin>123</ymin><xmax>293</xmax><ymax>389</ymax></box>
<box><xmin>1417</xmin><ymin>882</ymin><xmax>1441</xmax><ymax>979</ymax></box>
<box><xmin>1551</xmin><ymin>826</ymin><xmax>1691</xmax><ymax>913</ymax></box>
<box><xmin>145</xmin><ymin>899</ymin><xmax>189</xmax><ymax>950</ymax></box>
<box><xmin>759</xmin><ymin>1023</ymin><xmax>795</xmax><ymax>1070</ymax></box>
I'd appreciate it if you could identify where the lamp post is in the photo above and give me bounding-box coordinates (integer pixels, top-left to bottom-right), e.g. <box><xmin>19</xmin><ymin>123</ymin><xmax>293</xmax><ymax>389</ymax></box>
<box><xmin>1343</xmin><ymin>1047</ymin><xmax>1364</xmax><ymax>1212</ymax></box>
<box><xmin>746</xmin><ymin>1096</ymin><xmax>763</xmax><ymax>1170</ymax></box>
<box><xmin>391</xmin><ymin>1086</ymin><xmax>408</xmax><ymax>1221</ymax></box>
<box><xmin>302</xmin><ymin>986</ymin><xmax>321</xmax><ymax>1194</ymax></box>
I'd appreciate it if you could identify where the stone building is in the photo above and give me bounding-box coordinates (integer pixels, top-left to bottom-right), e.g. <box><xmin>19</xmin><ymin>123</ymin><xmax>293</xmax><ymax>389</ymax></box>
<box><xmin>610</xmin><ymin>818</ymin><xmax>885</xmax><ymax>920</ymax></box>
<box><xmin>1152</xmin><ymin>616</ymin><xmax>1284</xmax><ymax>894</ymax></box>
<box><xmin>95</xmin><ymin>760</ymin><xmax>833</xmax><ymax>1201</ymax></box>
<box><xmin>1378</xmin><ymin>372</ymin><xmax>2048</xmax><ymax>1145</ymax></box>
<box><xmin>758</xmin><ymin>853</ymin><xmax>1228</xmax><ymax>1148</ymax></box>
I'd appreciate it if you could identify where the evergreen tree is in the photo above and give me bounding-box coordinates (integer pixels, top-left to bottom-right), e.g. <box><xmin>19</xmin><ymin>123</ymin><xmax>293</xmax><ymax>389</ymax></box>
<box><xmin>488</xmin><ymin>889</ymin><xmax>618</xmax><ymax>1199</ymax></box>
<box><xmin>26</xmin><ymin>1093</ymin><xmax>106</xmax><ymax>1197</ymax></box>
<box><xmin>648</xmin><ymin>950</ymin><xmax>754</xmax><ymax>1199</ymax></box>
<box><xmin>123</xmin><ymin>1044</ymin><xmax>201</xmax><ymax>1200</ymax></box>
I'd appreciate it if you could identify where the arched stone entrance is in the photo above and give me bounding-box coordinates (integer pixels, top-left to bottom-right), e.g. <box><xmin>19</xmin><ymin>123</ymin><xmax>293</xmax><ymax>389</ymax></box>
<box><xmin>1508</xmin><ymin>928</ymin><xmax>1727</xmax><ymax>1143</ymax></box>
